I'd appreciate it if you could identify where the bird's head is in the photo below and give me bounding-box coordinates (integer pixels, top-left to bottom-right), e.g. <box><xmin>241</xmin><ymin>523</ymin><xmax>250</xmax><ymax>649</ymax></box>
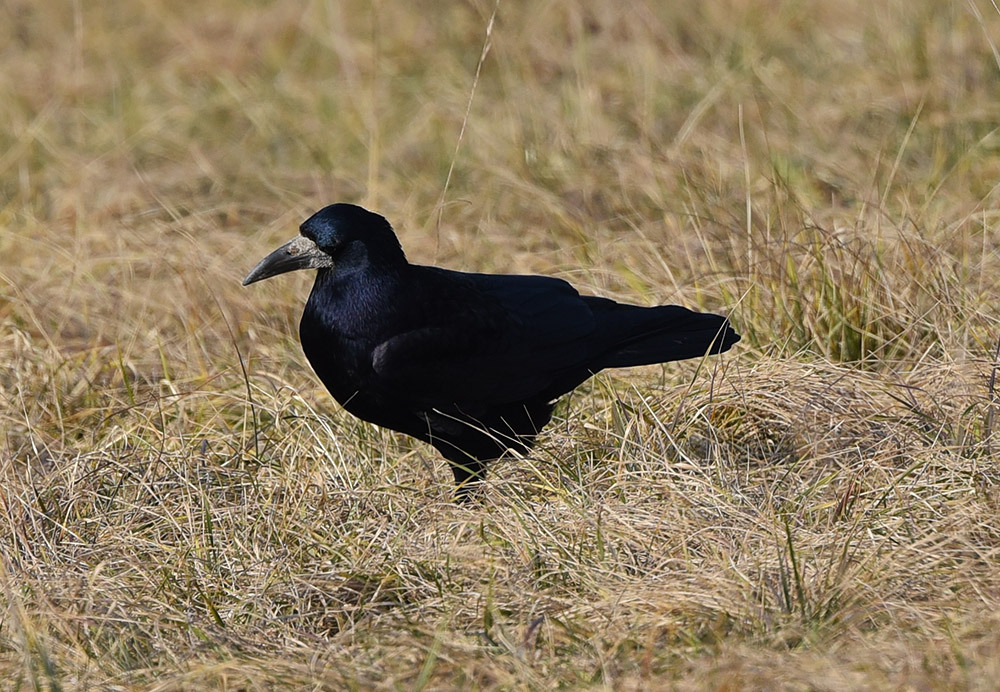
<box><xmin>242</xmin><ymin>203</ymin><xmax>406</xmax><ymax>286</ymax></box>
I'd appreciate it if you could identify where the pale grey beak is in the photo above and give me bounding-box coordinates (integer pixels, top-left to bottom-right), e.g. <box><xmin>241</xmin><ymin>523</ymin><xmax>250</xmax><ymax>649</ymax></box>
<box><xmin>242</xmin><ymin>236</ymin><xmax>333</xmax><ymax>286</ymax></box>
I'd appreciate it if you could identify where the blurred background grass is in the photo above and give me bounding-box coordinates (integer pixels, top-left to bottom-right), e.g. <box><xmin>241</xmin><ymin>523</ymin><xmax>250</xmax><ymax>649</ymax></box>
<box><xmin>3</xmin><ymin>0</ymin><xmax>1000</xmax><ymax>689</ymax></box>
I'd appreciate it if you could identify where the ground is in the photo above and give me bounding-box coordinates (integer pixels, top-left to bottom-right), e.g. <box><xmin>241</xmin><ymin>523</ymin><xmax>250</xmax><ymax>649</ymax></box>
<box><xmin>3</xmin><ymin>0</ymin><xmax>1000</xmax><ymax>689</ymax></box>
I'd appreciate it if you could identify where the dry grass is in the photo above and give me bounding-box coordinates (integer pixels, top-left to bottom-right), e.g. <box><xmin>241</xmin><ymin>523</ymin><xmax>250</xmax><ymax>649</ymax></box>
<box><xmin>3</xmin><ymin>0</ymin><xmax>1000</xmax><ymax>689</ymax></box>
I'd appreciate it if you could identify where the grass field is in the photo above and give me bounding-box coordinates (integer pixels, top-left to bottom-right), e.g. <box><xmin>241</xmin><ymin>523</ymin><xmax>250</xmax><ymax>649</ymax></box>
<box><xmin>4</xmin><ymin>0</ymin><xmax>1000</xmax><ymax>689</ymax></box>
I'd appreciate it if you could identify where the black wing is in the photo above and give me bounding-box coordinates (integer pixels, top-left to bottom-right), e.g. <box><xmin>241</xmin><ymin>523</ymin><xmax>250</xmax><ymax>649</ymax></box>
<box><xmin>372</xmin><ymin>267</ymin><xmax>739</xmax><ymax>412</ymax></box>
<box><xmin>371</xmin><ymin>271</ymin><xmax>598</xmax><ymax>409</ymax></box>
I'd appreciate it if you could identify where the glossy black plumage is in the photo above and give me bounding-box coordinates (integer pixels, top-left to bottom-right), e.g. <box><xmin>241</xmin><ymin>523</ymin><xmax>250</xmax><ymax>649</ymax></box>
<box><xmin>243</xmin><ymin>203</ymin><xmax>739</xmax><ymax>496</ymax></box>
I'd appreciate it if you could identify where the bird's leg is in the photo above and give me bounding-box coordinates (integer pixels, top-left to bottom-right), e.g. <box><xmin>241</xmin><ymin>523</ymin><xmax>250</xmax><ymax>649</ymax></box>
<box><xmin>450</xmin><ymin>457</ymin><xmax>488</xmax><ymax>502</ymax></box>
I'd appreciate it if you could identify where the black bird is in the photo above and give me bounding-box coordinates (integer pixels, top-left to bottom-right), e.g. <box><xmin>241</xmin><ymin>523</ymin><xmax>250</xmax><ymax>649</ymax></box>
<box><xmin>243</xmin><ymin>203</ymin><xmax>739</xmax><ymax>497</ymax></box>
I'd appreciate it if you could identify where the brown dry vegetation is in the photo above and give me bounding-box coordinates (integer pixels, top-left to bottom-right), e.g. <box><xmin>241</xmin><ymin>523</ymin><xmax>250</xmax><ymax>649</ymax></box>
<box><xmin>3</xmin><ymin>0</ymin><xmax>1000</xmax><ymax>689</ymax></box>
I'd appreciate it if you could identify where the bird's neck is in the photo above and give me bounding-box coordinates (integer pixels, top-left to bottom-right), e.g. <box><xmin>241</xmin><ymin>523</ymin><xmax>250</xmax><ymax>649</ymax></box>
<box><xmin>303</xmin><ymin>261</ymin><xmax>408</xmax><ymax>339</ymax></box>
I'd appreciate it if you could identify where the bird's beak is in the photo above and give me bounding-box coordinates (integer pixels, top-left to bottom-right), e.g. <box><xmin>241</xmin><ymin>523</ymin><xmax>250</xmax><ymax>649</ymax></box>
<box><xmin>242</xmin><ymin>236</ymin><xmax>333</xmax><ymax>286</ymax></box>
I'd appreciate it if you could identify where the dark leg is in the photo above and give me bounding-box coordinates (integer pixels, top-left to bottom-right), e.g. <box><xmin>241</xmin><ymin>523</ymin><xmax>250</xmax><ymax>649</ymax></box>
<box><xmin>449</xmin><ymin>457</ymin><xmax>488</xmax><ymax>502</ymax></box>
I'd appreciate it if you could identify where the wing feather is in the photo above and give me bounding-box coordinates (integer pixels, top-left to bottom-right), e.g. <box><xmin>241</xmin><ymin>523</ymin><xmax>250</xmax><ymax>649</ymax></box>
<box><xmin>372</xmin><ymin>272</ymin><xmax>597</xmax><ymax>408</ymax></box>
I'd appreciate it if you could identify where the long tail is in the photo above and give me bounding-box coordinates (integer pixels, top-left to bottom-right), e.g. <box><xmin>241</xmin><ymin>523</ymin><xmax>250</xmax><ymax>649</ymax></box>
<box><xmin>585</xmin><ymin>298</ymin><xmax>740</xmax><ymax>370</ymax></box>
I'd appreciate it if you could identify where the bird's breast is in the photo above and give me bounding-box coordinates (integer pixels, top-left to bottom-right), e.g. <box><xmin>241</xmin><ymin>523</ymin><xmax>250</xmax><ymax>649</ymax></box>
<box><xmin>298</xmin><ymin>310</ymin><xmax>375</xmax><ymax>404</ymax></box>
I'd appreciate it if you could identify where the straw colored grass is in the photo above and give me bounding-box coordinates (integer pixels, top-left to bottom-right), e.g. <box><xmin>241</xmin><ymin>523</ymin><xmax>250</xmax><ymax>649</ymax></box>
<box><xmin>3</xmin><ymin>0</ymin><xmax>1000</xmax><ymax>689</ymax></box>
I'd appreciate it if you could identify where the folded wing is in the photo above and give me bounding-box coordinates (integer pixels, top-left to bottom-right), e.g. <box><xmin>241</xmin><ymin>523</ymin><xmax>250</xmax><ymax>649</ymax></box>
<box><xmin>371</xmin><ymin>270</ymin><xmax>738</xmax><ymax>414</ymax></box>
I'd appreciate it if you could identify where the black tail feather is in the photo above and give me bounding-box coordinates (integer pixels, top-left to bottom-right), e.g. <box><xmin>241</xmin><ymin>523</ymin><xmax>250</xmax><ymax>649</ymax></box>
<box><xmin>587</xmin><ymin>303</ymin><xmax>739</xmax><ymax>370</ymax></box>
